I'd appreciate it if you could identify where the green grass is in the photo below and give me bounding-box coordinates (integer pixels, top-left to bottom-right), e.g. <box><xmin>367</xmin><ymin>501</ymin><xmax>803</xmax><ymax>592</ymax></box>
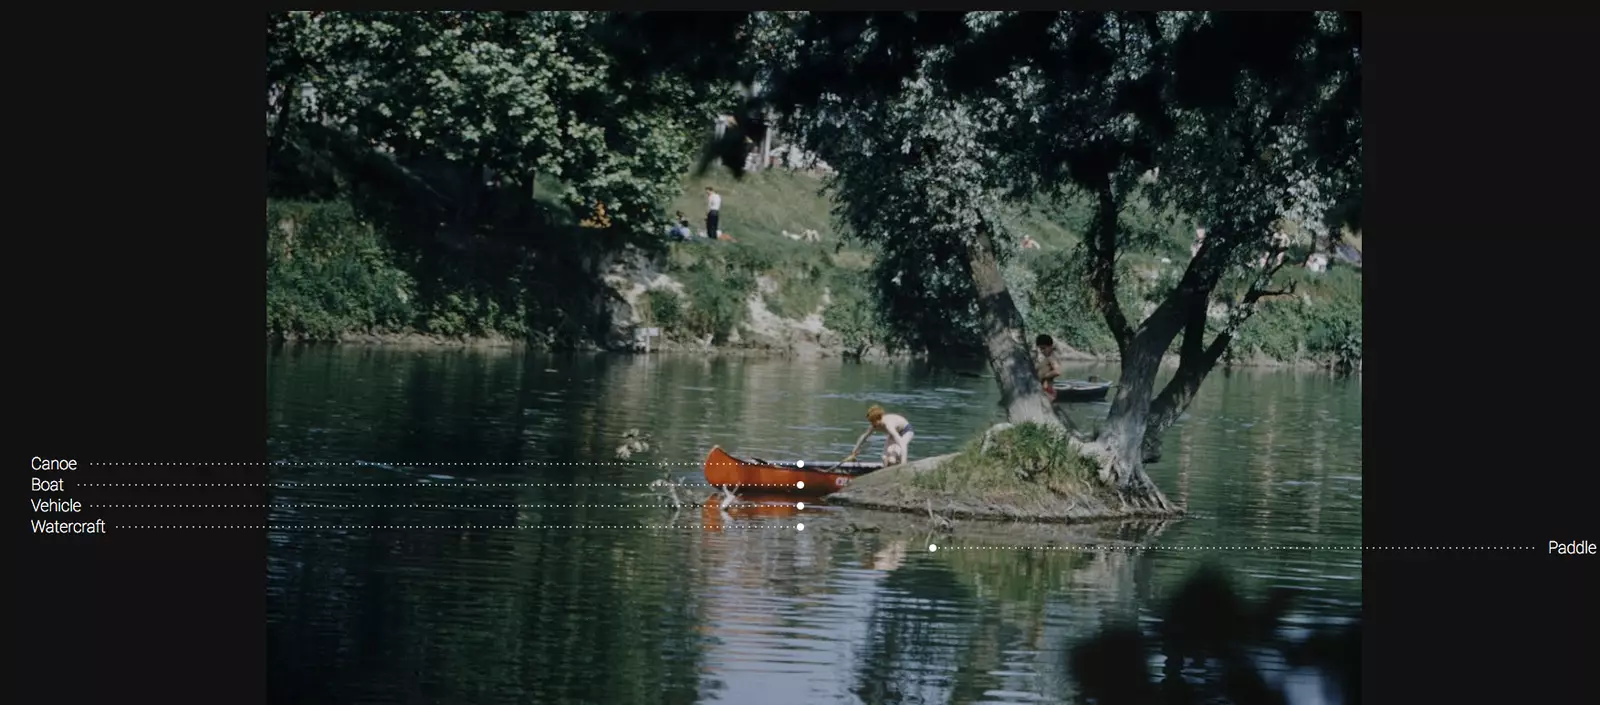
<box><xmin>267</xmin><ymin>166</ymin><xmax>1360</xmax><ymax>365</ymax></box>
<box><xmin>672</xmin><ymin>170</ymin><xmax>838</xmax><ymax>243</ymax></box>
<box><xmin>654</xmin><ymin>170</ymin><xmax>878</xmax><ymax>338</ymax></box>
<box><xmin>911</xmin><ymin>423</ymin><xmax>1099</xmax><ymax>501</ymax></box>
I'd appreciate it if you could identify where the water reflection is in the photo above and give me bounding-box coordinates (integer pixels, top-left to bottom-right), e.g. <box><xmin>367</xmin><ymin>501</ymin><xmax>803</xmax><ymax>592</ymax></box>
<box><xmin>267</xmin><ymin>347</ymin><xmax>1361</xmax><ymax>704</ymax></box>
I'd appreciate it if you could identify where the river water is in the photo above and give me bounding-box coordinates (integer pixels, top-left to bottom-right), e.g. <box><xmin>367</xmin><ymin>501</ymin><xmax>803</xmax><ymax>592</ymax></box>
<box><xmin>267</xmin><ymin>346</ymin><xmax>1362</xmax><ymax>705</ymax></box>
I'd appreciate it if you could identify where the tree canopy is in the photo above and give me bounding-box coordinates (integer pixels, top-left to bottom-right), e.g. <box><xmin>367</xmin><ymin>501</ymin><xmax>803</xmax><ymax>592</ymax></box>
<box><xmin>268</xmin><ymin>11</ymin><xmax>726</xmax><ymax>236</ymax></box>
<box><xmin>266</xmin><ymin>10</ymin><xmax>1362</xmax><ymax>507</ymax></box>
<box><xmin>615</xmin><ymin>10</ymin><xmax>1361</xmax><ymax>500</ymax></box>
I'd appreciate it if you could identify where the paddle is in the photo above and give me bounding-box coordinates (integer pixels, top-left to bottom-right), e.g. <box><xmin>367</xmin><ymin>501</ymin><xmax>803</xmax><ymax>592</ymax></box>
<box><xmin>823</xmin><ymin>453</ymin><xmax>856</xmax><ymax>472</ymax></box>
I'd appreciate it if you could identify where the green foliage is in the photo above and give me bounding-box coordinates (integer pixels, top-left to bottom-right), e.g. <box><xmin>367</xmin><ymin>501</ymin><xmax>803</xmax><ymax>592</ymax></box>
<box><xmin>674</xmin><ymin>260</ymin><xmax>754</xmax><ymax>343</ymax></box>
<box><xmin>267</xmin><ymin>11</ymin><xmax>1362</xmax><ymax>376</ymax></box>
<box><xmin>800</xmin><ymin>80</ymin><xmax>1008</xmax><ymax>356</ymax></box>
<box><xmin>266</xmin><ymin>198</ymin><xmax>648</xmax><ymax>345</ymax></box>
<box><xmin>913</xmin><ymin>423</ymin><xmax>1095</xmax><ymax>498</ymax></box>
<box><xmin>821</xmin><ymin>270</ymin><xmax>882</xmax><ymax>358</ymax></box>
<box><xmin>270</xmin><ymin>11</ymin><xmax>710</xmax><ymax>232</ymax></box>
<box><xmin>642</xmin><ymin>290</ymin><xmax>683</xmax><ymax>333</ymax></box>
<box><xmin>266</xmin><ymin>201</ymin><xmax>416</xmax><ymax>340</ymax></box>
<box><xmin>1026</xmin><ymin>250</ymin><xmax>1119</xmax><ymax>355</ymax></box>
<box><xmin>1227</xmin><ymin>266</ymin><xmax>1363</xmax><ymax>368</ymax></box>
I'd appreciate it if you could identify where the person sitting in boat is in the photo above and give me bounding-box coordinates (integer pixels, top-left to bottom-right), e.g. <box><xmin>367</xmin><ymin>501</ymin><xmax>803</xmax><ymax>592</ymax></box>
<box><xmin>845</xmin><ymin>405</ymin><xmax>914</xmax><ymax>467</ymax></box>
<box><xmin>1035</xmin><ymin>334</ymin><xmax>1061</xmax><ymax>401</ymax></box>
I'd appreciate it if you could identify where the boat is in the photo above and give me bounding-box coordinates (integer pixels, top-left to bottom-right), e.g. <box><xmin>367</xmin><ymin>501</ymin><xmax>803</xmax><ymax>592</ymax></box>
<box><xmin>700</xmin><ymin>495</ymin><xmax>806</xmax><ymax>529</ymax></box>
<box><xmin>1053</xmin><ymin>379</ymin><xmax>1114</xmax><ymax>402</ymax></box>
<box><xmin>703</xmin><ymin>446</ymin><xmax>882</xmax><ymax>497</ymax></box>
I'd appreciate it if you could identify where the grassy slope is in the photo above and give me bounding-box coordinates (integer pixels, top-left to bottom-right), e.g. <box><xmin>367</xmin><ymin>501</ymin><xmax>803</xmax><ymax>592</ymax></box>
<box><xmin>266</xmin><ymin>168</ymin><xmax>1361</xmax><ymax>366</ymax></box>
<box><xmin>654</xmin><ymin>169</ymin><xmax>1360</xmax><ymax>367</ymax></box>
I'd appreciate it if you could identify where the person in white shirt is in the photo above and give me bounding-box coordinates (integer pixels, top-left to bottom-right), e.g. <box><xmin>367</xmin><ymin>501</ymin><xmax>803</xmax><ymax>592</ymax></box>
<box><xmin>705</xmin><ymin>187</ymin><xmax>722</xmax><ymax>240</ymax></box>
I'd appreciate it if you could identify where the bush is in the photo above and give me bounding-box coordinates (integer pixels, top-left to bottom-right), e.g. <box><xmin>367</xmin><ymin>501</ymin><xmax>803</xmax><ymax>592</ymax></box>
<box><xmin>912</xmin><ymin>422</ymin><xmax>1097</xmax><ymax>499</ymax></box>
<box><xmin>1304</xmin><ymin>276</ymin><xmax>1362</xmax><ymax>370</ymax></box>
<box><xmin>266</xmin><ymin>200</ymin><xmax>416</xmax><ymax>340</ymax></box>
<box><xmin>643</xmin><ymin>290</ymin><xmax>684</xmax><ymax>334</ymax></box>
<box><xmin>1230</xmin><ymin>266</ymin><xmax>1362</xmax><ymax>367</ymax></box>
<box><xmin>768</xmin><ymin>255</ymin><xmax>831</xmax><ymax>318</ymax></box>
<box><xmin>822</xmin><ymin>270</ymin><xmax>880</xmax><ymax>357</ymax></box>
<box><xmin>678</xmin><ymin>261</ymin><xmax>755</xmax><ymax>343</ymax></box>
<box><xmin>1026</xmin><ymin>249</ymin><xmax>1120</xmax><ymax>355</ymax></box>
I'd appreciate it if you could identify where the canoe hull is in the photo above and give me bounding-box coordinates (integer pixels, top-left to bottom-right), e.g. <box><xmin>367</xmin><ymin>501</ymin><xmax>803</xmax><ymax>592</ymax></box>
<box><xmin>1052</xmin><ymin>381</ymin><xmax>1112</xmax><ymax>403</ymax></box>
<box><xmin>704</xmin><ymin>446</ymin><xmax>879</xmax><ymax>497</ymax></box>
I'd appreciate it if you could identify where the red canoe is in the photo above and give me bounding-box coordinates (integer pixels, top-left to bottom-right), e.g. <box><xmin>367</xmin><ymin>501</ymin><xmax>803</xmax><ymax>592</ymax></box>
<box><xmin>703</xmin><ymin>445</ymin><xmax>883</xmax><ymax>497</ymax></box>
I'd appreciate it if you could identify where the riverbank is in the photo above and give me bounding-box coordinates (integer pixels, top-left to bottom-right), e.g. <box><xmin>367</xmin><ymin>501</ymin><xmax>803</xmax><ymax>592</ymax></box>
<box><xmin>267</xmin><ymin>170</ymin><xmax>1361</xmax><ymax>370</ymax></box>
<box><xmin>270</xmin><ymin>335</ymin><xmax>1359</xmax><ymax>373</ymax></box>
<box><xmin>827</xmin><ymin>423</ymin><xmax>1187</xmax><ymax>524</ymax></box>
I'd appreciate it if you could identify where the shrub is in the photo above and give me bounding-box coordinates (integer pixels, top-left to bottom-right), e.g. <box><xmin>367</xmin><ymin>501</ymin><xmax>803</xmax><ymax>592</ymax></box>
<box><xmin>644</xmin><ymin>289</ymin><xmax>684</xmax><ymax>334</ymax></box>
<box><xmin>266</xmin><ymin>201</ymin><xmax>415</xmax><ymax>340</ymax></box>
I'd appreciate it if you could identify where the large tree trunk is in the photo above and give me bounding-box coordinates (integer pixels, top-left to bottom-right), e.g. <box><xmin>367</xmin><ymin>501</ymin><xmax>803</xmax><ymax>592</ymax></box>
<box><xmin>266</xmin><ymin>80</ymin><xmax>297</xmax><ymax>174</ymax></box>
<box><xmin>1142</xmin><ymin>266</ymin><xmax>1288</xmax><ymax>463</ymax></box>
<box><xmin>1095</xmin><ymin>329</ymin><xmax>1179</xmax><ymax>510</ymax></box>
<box><xmin>964</xmin><ymin>218</ymin><xmax>1059</xmax><ymax>426</ymax></box>
<box><xmin>1140</xmin><ymin>292</ymin><xmax>1219</xmax><ymax>464</ymax></box>
<box><xmin>1082</xmin><ymin>183</ymin><xmax>1190</xmax><ymax>510</ymax></box>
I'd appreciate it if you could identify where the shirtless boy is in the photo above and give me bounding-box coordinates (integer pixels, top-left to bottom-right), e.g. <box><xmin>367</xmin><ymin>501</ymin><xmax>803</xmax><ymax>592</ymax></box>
<box><xmin>1035</xmin><ymin>334</ymin><xmax>1061</xmax><ymax>401</ymax></box>
<box><xmin>845</xmin><ymin>405</ymin><xmax>914</xmax><ymax>466</ymax></box>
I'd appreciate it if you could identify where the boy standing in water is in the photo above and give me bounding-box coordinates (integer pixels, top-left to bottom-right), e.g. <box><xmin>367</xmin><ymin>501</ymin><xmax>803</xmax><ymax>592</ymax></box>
<box><xmin>1035</xmin><ymin>334</ymin><xmax>1061</xmax><ymax>401</ymax></box>
<box><xmin>845</xmin><ymin>405</ymin><xmax>914</xmax><ymax>466</ymax></box>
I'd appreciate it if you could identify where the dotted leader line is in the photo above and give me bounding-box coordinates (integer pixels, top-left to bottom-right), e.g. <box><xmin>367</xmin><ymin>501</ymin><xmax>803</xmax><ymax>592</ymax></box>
<box><xmin>90</xmin><ymin>504</ymin><xmax>716</xmax><ymax>509</ymax></box>
<box><xmin>75</xmin><ymin>482</ymin><xmax>800</xmax><ymax>488</ymax></box>
<box><xmin>116</xmin><ymin>524</ymin><xmax>795</xmax><ymax>530</ymax></box>
<box><xmin>932</xmin><ymin>545</ymin><xmax>1535</xmax><ymax>551</ymax></box>
<box><xmin>88</xmin><ymin>462</ymin><xmax>733</xmax><ymax>467</ymax></box>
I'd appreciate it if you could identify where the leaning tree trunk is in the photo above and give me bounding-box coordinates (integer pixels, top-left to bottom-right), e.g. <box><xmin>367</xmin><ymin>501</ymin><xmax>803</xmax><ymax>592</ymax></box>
<box><xmin>1094</xmin><ymin>330</ymin><xmax>1179</xmax><ymax>511</ymax></box>
<box><xmin>964</xmin><ymin>219</ymin><xmax>1059</xmax><ymax>426</ymax></box>
<box><xmin>1140</xmin><ymin>293</ymin><xmax>1217</xmax><ymax>464</ymax></box>
<box><xmin>1141</xmin><ymin>264</ymin><xmax>1289</xmax><ymax>464</ymax></box>
<box><xmin>1082</xmin><ymin>183</ymin><xmax>1181</xmax><ymax>511</ymax></box>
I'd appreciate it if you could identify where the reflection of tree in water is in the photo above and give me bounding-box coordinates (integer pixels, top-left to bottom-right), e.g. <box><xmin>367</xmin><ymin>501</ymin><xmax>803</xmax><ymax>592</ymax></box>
<box><xmin>1253</xmin><ymin>396</ymin><xmax>1279</xmax><ymax>532</ymax></box>
<box><xmin>851</xmin><ymin>560</ymin><xmax>976</xmax><ymax>704</ymax></box>
<box><xmin>1071</xmin><ymin>564</ymin><xmax>1360</xmax><ymax>705</ymax></box>
<box><xmin>850</xmin><ymin>538</ymin><xmax>1154</xmax><ymax>704</ymax></box>
<box><xmin>841</xmin><ymin>519</ymin><xmax>1358</xmax><ymax>705</ymax></box>
<box><xmin>270</xmin><ymin>515</ymin><xmax>711</xmax><ymax>704</ymax></box>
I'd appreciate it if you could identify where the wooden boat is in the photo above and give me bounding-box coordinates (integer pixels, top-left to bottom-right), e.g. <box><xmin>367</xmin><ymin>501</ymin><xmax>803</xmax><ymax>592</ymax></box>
<box><xmin>1053</xmin><ymin>379</ymin><xmax>1114</xmax><ymax>402</ymax></box>
<box><xmin>703</xmin><ymin>445</ymin><xmax>882</xmax><ymax>497</ymax></box>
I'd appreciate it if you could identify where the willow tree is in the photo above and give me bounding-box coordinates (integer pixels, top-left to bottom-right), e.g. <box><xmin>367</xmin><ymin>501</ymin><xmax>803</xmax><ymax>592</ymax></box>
<box><xmin>808</xmin><ymin>79</ymin><xmax>1058</xmax><ymax>423</ymax></box>
<box><xmin>267</xmin><ymin>10</ymin><xmax>719</xmax><ymax>237</ymax></box>
<box><xmin>607</xmin><ymin>11</ymin><xmax>1062</xmax><ymax>423</ymax></box>
<box><xmin>948</xmin><ymin>11</ymin><xmax>1361</xmax><ymax>504</ymax></box>
<box><xmin>611</xmin><ymin>11</ymin><xmax>1359</xmax><ymax>511</ymax></box>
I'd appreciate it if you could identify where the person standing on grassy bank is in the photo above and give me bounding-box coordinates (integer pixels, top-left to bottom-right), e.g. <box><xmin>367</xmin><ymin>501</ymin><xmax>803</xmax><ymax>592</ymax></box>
<box><xmin>705</xmin><ymin>186</ymin><xmax>722</xmax><ymax>239</ymax></box>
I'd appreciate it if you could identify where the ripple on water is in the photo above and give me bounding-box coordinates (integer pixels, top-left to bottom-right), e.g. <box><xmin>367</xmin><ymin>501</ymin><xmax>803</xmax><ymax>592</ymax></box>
<box><xmin>267</xmin><ymin>350</ymin><xmax>1361</xmax><ymax>705</ymax></box>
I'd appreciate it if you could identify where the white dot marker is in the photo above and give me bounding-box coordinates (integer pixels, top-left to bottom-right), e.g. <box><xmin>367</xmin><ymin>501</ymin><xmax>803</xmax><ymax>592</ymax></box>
<box><xmin>796</xmin><ymin>460</ymin><xmax>805</xmax><ymax>468</ymax></box>
<box><xmin>796</xmin><ymin>523</ymin><xmax>806</xmax><ymax>531</ymax></box>
<box><xmin>928</xmin><ymin>543</ymin><xmax>939</xmax><ymax>552</ymax></box>
<box><xmin>796</xmin><ymin>481</ymin><xmax>805</xmax><ymax>489</ymax></box>
<box><xmin>795</xmin><ymin>502</ymin><xmax>806</xmax><ymax>511</ymax></box>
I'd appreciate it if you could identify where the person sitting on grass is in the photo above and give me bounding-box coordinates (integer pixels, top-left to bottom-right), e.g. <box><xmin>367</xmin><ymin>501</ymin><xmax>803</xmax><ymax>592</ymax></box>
<box><xmin>844</xmin><ymin>405</ymin><xmax>914</xmax><ymax>467</ymax></box>
<box><xmin>668</xmin><ymin>211</ymin><xmax>692</xmax><ymax>240</ymax></box>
